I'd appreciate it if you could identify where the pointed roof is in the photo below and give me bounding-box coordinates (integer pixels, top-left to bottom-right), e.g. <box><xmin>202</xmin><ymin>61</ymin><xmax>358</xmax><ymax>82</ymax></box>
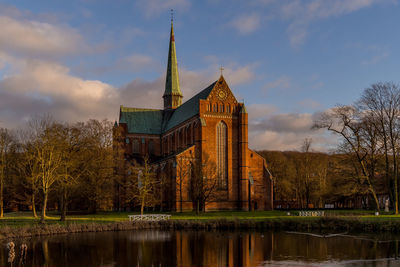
<box><xmin>120</xmin><ymin>76</ymin><xmax>236</xmax><ymax>134</ymax></box>
<box><xmin>164</xmin><ymin>81</ymin><xmax>216</xmax><ymax>131</ymax></box>
<box><xmin>163</xmin><ymin>21</ymin><xmax>182</xmax><ymax>98</ymax></box>
<box><xmin>119</xmin><ymin>106</ymin><xmax>163</xmax><ymax>134</ymax></box>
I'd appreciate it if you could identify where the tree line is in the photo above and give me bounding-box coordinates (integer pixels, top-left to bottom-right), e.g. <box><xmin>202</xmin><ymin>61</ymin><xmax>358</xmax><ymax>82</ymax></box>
<box><xmin>0</xmin><ymin>115</ymin><xmax>220</xmax><ymax>220</ymax></box>
<box><xmin>0</xmin><ymin>116</ymin><xmax>130</xmax><ymax>221</ymax></box>
<box><xmin>259</xmin><ymin>144</ymin><xmax>371</xmax><ymax>210</ymax></box>
<box><xmin>263</xmin><ymin>82</ymin><xmax>400</xmax><ymax>212</ymax></box>
<box><xmin>2</xmin><ymin>82</ymin><xmax>398</xmax><ymax>216</ymax></box>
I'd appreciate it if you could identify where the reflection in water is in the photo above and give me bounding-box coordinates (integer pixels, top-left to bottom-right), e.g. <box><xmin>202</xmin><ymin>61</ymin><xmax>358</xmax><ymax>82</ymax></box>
<box><xmin>2</xmin><ymin>230</ymin><xmax>400</xmax><ymax>266</ymax></box>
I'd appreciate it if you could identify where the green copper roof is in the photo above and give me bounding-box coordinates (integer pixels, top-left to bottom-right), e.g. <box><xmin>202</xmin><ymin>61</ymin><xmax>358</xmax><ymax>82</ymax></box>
<box><xmin>163</xmin><ymin>22</ymin><xmax>182</xmax><ymax>99</ymax></box>
<box><xmin>119</xmin><ymin>81</ymin><xmax>216</xmax><ymax>134</ymax></box>
<box><xmin>119</xmin><ymin>106</ymin><xmax>163</xmax><ymax>134</ymax></box>
<box><xmin>164</xmin><ymin>81</ymin><xmax>215</xmax><ymax>131</ymax></box>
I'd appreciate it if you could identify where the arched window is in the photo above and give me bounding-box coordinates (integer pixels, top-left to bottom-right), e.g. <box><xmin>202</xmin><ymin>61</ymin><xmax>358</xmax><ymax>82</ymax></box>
<box><xmin>213</xmin><ymin>104</ymin><xmax>217</xmax><ymax>112</ymax></box>
<box><xmin>216</xmin><ymin>121</ymin><xmax>228</xmax><ymax>188</ymax></box>
<box><xmin>226</xmin><ymin>104</ymin><xmax>230</xmax><ymax>113</ymax></box>
<box><xmin>132</xmin><ymin>139</ymin><xmax>139</xmax><ymax>153</ymax></box>
<box><xmin>219</xmin><ymin>104</ymin><xmax>224</xmax><ymax>112</ymax></box>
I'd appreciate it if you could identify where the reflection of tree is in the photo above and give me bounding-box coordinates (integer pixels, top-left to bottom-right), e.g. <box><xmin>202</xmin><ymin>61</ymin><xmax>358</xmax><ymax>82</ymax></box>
<box><xmin>42</xmin><ymin>239</ymin><xmax>49</xmax><ymax>267</ymax></box>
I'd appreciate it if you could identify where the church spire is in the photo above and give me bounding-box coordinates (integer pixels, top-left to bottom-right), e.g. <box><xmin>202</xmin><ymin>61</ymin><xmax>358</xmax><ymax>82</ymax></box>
<box><xmin>163</xmin><ymin>18</ymin><xmax>182</xmax><ymax>110</ymax></box>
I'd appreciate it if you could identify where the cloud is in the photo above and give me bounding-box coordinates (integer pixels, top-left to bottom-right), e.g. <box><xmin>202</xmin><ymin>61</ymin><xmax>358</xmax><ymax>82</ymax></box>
<box><xmin>247</xmin><ymin>104</ymin><xmax>337</xmax><ymax>151</ymax></box>
<box><xmin>0</xmin><ymin>54</ymin><xmax>333</xmax><ymax>151</ymax></box>
<box><xmin>250</xmin><ymin>113</ymin><xmax>314</xmax><ymax>133</ymax></box>
<box><xmin>247</xmin><ymin>104</ymin><xmax>278</xmax><ymax>120</ymax></box>
<box><xmin>116</xmin><ymin>54</ymin><xmax>158</xmax><ymax>72</ymax></box>
<box><xmin>277</xmin><ymin>0</ymin><xmax>394</xmax><ymax>48</ymax></box>
<box><xmin>252</xmin><ymin>0</ymin><xmax>276</xmax><ymax>6</ymax></box>
<box><xmin>0</xmin><ymin>60</ymin><xmax>117</xmax><ymax>126</ymax></box>
<box><xmin>137</xmin><ymin>0</ymin><xmax>191</xmax><ymax>18</ymax></box>
<box><xmin>263</xmin><ymin>76</ymin><xmax>291</xmax><ymax>92</ymax></box>
<box><xmin>361</xmin><ymin>51</ymin><xmax>389</xmax><ymax>65</ymax></box>
<box><xmin>249</xmin><ymin>129</ymin><xmax>335</xmax><ymax>151</ymax></box>
<box><xmin>297</xmin><ymin>99</ymin><xmax>322</xmax><ymax>109</ymax></box>
<box><xmin>0</xmin><ymin>15</ymin><xmax>85</xmax><ymax>58</ymax></box>
<box><xmin>230</xmin><ymin>14</ymin><xmax>261</xmax><ymax>34</ymax></box>
<box><xmin>223</xmin><ymin>65</ymin><xmax>256</xmax><ymax>86</ymax></box>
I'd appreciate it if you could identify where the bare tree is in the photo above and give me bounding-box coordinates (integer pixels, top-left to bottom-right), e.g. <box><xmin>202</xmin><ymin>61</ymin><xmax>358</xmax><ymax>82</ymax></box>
<box><xmin>57</xmin><ymin>123</ymin><xmax>90</xmax><ymax>221</ymax></box>
<box><xmin>189</xmin><ymin>153</ymin><xmax>217</xmax><ymax>214</ymax></box>
<box><xmin>134</xmin><ymin>156</ymin><xmax>158</xmax><ymax>215</ymax></box>
<box><xmin>81</xmin><ymin>119</ymin><xmax>115</xmax><ymax>213</ymax></box>
<box><xmin>175</xmin><ymin>156</ymin><xmax>192</xmax><ymax>212</ymax></box>
<box><xmin>301</xmin><ymin>138</ymin><xmax>313</xmax><ymax>208</ymax></box>
<box><xmin>357</xmin><ymin>82</ymin><xmax>400</xmax><ymax>214</ymax></box>
<box><xmin>314</xmin><ymin>105</ymin><xmax>380</xmax><ymax>210</ymax></box>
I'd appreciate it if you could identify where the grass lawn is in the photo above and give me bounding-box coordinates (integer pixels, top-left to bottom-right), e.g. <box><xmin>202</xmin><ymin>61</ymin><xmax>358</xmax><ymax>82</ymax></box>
<box><xmin>1</xmin><ymin>210</ymin><xmax>400</xmax><ymax>227</ymax></box>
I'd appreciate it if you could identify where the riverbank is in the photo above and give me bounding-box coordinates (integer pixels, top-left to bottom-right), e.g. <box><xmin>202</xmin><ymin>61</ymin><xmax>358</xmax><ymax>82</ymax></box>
<box><xmin>1</xmin><ymin>211</ymin><xmax>400</xmax><ymax>239</ymax></box>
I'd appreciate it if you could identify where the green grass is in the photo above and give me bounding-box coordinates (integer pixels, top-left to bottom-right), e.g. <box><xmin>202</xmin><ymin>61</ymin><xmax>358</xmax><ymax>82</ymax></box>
<box><xmin>2</xmin><ymin>210</ymin><xmax>400</xmax><ymax>227</ymax></box>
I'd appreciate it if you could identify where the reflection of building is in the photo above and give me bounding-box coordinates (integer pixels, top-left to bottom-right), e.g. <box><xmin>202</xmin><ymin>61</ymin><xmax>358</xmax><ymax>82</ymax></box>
<box><xmin>114</xmin><ymin>20</ymin><xmax>273</xmax><ymax>211</ymax></box>
<box><xmin>176</xmin><ymin>231</ymin><xmax>272</xmax><ymax>267</ymax></box>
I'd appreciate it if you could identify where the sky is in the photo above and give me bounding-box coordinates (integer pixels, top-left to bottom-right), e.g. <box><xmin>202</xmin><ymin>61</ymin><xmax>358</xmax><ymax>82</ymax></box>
<box><xmin>0</xmin><ymin>0</ymin><xmax>399</xmax><ymax>151</ymax></box>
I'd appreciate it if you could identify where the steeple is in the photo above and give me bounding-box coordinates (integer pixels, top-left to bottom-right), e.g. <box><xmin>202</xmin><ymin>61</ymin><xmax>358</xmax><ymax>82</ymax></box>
<box><xmin>163</xmin><ymin>19</ymin><xmax>182</xmax><ymax>110</ymax></box>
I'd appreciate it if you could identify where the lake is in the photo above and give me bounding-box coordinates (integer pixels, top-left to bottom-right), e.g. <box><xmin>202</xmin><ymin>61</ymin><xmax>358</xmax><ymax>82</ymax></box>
<box><xmin>3</xmin><ymin>230</ymin><xmax>400</xmax><ymax>266</ymax></box>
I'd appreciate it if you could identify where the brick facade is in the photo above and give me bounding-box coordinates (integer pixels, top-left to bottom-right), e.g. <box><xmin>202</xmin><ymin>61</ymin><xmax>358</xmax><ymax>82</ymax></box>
<box><xmin>115</xmin><ymin>22</ymin><xmax>273</xmax><ymax>211</ymax></box>
<box><xmin>116</xmin><ymin>76</ymin><xmax>273</xmax><ymax>211</ymax></box>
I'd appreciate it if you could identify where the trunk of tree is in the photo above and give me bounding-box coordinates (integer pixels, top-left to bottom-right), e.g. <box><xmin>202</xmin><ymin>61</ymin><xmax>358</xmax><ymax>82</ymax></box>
<box><xmin>359</xmin><ymin>160</ymin><xmax>380</xmax><ymax>212</ymax></box>
<box><xmin>196</xmin><ymin>199</ymin><xmax>199</xmax><ymax>215</ymax></box>
<box><xmin>0</xmin><ymin>176</ymin><xmax>3</xmax><ymax>218</ymax></box>
<box><xmin>32</xmin><ymin>194</ymin><xmax>37</xmax><ymax>218</ymax></box>
<box><xmin>383</xmin><ymin>139</ymin><xmax>393</xmax><ymax>209</ymax></box>
<box><xmin>41</xmin><ymin>192</ymin><xmax>48</xmax><ymax>223</ymax></box>
<box><xmin>180</xmin><ymin>183</ymin><xmax>183</xmax><ymax>213</ymax></box>
<box><xmin>60</xmin><ymin>189</ymin><xmax>67</xmax><ymax>221</ymax></box>
<box><xmin>395</xmin><ymin>173</ymin><xmax>399</xmax><ymax>214</ymax></box>
<box><xmin>160</xmin><ymin>184</ymin><xmax>163</xmax><ymax>212</ymax></box>
<box><xmin>140</xmin><ymin>192</ymin><xmax>145</xmax><ymax>215</ymax></box>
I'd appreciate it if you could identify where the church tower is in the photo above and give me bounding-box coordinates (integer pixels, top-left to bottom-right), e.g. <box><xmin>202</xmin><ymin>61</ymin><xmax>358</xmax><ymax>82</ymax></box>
<box><xmin>163</xmin><ymin>20</ymin><xmax>183</xmax><ymax>110</ymax></box>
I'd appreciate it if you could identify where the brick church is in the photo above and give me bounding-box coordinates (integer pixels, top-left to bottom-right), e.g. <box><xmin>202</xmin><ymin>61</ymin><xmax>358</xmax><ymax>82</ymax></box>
<box><xmin>115</xmin><ymin>21</ymin><xmax>273</xmax><ymax>211</ymax></box>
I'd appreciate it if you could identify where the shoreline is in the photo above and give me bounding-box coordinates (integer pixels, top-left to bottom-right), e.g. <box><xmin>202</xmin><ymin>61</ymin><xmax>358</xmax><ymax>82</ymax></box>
<box><xmin>2</xmin><ymin>216</ymin><xmax>400</xmax><ymax>240</ymax></box>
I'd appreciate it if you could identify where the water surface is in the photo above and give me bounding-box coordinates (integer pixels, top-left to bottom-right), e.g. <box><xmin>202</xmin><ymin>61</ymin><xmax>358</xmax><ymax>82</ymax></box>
<box><xmin>3</xmin><ymin>230</ymin><xmax>400</xmax><ymax>266</ymax></box>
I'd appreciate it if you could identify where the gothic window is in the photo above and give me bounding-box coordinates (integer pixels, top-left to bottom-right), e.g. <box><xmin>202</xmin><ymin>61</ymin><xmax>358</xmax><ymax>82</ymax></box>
<box><xmin>213</xmin><ymin>104</ymin><xmax>217</xmax><ymax>112</ymax></box>
<box><xmin>132</xmin><ymin>139</ymin><xmax>139</xmax><ymax>153</ymax></box>
<box><xmin>220</xmin><ymin>104</ymin><xmax>224</xmax><ymax>112</ymax></box>
<box><xmin>216</xmin><ymin>121</ymin><xmax>228</xmax><ymax>189</ymax></box>
<box><xmin>227</xmin><ymin>104</ymin><xmax>230</xmax><ymax>113</ymax></box>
